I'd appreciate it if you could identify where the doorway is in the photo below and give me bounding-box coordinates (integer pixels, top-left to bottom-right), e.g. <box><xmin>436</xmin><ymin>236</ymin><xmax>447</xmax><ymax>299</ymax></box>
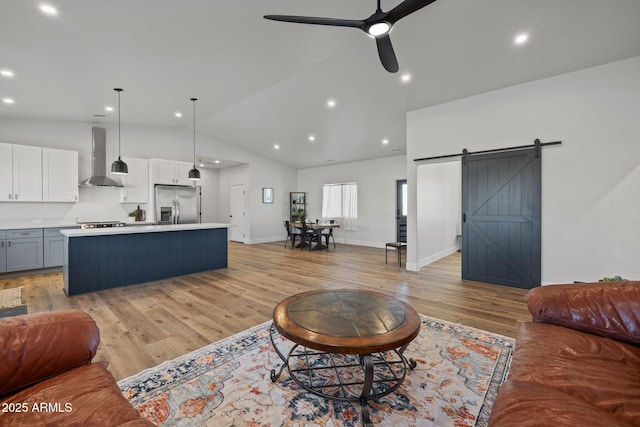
<box><xmin>461</xmin><ymin>148</ymin><xmax>541</xmax><ymax>289</ymax></box>
<box><xmin>396</xmin><ymin>180</ymin><xmax>407</xmax><ymax>243</ymax></box>
<box><xmin>229</xmin><ymin>184</ymin><xmax>244</xmax><ymax>242</ymax></box>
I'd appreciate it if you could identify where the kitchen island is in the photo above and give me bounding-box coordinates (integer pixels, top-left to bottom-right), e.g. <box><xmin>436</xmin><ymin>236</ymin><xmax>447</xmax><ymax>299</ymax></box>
<box><xmin>61</xmin><ymin>223</ymin><xmax>229</xmax><ymax>296</ymax></box>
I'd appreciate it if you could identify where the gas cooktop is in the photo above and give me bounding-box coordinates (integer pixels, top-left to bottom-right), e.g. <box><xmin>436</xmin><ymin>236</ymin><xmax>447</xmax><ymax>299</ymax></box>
<box><xmin>79</xmin><ymin>221</ymin><xmax>127</xmax><ymax>229</ymax></box>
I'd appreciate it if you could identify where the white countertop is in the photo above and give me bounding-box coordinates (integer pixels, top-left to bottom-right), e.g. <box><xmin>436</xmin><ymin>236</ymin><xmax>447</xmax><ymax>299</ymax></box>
<box><xmin>61</xmin><ymin>222</ymin><xmax>231</xmax><ymax>237</ymax></box>
<box><xmin>0</xmin><ymin>219</ymin><xmax>81</xmax><ymax>230</ymax></box>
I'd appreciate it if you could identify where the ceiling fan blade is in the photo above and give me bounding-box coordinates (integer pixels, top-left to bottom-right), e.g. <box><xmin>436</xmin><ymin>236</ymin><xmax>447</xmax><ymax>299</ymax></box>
<box><xmin>264</xmin><ymin>15</ymin><xmax>365</xmax><ymax>30</ymax></box>
<box><xmin>385</xmin><ymin>0</ymin><xmax>438</xmax><ymax>24</ymax></box>
<box><xmin>375</xmin><ymin>35</ymin><xmax>399</xmax><ymax>73</ymax></box>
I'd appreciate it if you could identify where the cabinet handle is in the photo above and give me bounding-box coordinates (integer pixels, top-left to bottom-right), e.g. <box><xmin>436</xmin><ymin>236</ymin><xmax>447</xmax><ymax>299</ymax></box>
<box><xmin>8</xmin><ymin>194</ymin><xmax>12</xmax><ymax>199</ymax></box>
<box><xmin>1</xmin><ymin>241</ymin><xmax>3</xmax><ymax>248</ymax></box>
<box><xmin>8</xmin><ymin>241</ymin><xmax>11</xmax><ymax>247</ymax></box>
<box><xmin>75</xmin><ymin>195</ymin><xmax>77</xmax><ymax>201</ymax></box>
<box><xmin>15</xmin><ymin>194</ymin><xmax>19</xmax><ymax>200</ymax></box>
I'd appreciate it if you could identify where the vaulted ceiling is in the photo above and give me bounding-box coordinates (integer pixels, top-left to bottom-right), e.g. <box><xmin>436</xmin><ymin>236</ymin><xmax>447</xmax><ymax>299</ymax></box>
<box><xmin>2</xmin><ymin>0</ymin><xmax>640</xmax><ymax>168</ymax></box>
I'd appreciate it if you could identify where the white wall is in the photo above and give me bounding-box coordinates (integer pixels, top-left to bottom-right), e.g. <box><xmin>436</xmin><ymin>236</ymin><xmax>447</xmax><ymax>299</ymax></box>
<box><xmin>297</xmin><ymin>156</ymin><xmax>406</xmax><ymax>248</ymax></box>
<box><xmin>247</xmin><ymin>162</ymin><xmax>298</xmax><ymax>244</ymax></box>
<box><xmin>199</xmin><ymin>168</ymin><xmax>219</xmax><ymax>223</ymax></box>
<box><xmin>406</xmin><ymin>55</ymin><xmax>640</xmax><ymax>283</ymax></box>
<box><xmin>416</xmin><ymin>160</ymin><xmax>461</xmax><ymax>268</ymax></box>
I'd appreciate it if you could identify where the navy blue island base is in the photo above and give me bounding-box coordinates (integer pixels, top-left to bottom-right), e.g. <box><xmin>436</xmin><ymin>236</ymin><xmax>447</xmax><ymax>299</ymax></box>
<box><xmin>62</xmin><ymin>225</ymin><xmax>228</xmax><ymax>296</ymax></box>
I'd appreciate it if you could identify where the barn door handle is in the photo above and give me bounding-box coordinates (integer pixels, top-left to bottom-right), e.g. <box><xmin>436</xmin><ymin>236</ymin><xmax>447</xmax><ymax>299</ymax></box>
<box><xmin>463</xmin><ymin>213</ymin><xmax>466</xmax><ymax>223</ymax></box>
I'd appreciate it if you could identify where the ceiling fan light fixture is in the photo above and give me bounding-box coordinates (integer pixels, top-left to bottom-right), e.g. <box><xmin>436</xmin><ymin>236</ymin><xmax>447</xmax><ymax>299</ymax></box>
<box><xmin>367</xmin><ymin>22</ymin><xmax>391</xmax><ymax>37</ymax></box>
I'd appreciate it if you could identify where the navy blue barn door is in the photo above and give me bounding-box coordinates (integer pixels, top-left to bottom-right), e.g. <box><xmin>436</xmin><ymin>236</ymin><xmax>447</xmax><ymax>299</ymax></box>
<box><xmin>461</xmin><ymin>147</ymin><xmax>541</xmax><ymax>289</ymax></box>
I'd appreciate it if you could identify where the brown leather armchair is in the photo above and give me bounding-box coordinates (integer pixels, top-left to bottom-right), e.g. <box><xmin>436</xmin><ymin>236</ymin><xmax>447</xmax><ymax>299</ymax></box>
<box><xmin>0</xmin><ymin>310</ymin><xmax>154</xmax><ymax>426</ymax></box>
<box><xmin>489</xmin><ymin>281</ymin><xmax>640</xmax><ymax>426</ymax></box>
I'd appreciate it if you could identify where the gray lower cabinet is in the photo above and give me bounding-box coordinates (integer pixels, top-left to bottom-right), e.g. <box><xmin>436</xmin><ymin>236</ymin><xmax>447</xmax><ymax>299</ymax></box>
<box><xmin>0</xmin><ymin>226</ymin><xmax>79</xmax><ymax>273</ymax></box>
<box><xmin>6</xmin><ymin>229</ymin><xmax>44</xmax><ymax>272</ymax></box>
<box><xmin>0</xmin><ymin>231</ymin><xmax>6</xmax><ymax>273</ymax></box>
<box><xmin>44</xmin><ymin>228</ymin><xmax>66</xmax><ymax>268</ymax></box>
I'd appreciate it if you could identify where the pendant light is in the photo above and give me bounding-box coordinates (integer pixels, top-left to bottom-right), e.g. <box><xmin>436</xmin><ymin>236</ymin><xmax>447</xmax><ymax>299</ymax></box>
<box><xmin>110</xmin><ymin>88</ymin><xmax>128</xmax><ymax>175</ymax></box>
<box><xmin>188</xmin><ymin>97</ymin><xmax>201</xmax><ymax>181</ymax></box>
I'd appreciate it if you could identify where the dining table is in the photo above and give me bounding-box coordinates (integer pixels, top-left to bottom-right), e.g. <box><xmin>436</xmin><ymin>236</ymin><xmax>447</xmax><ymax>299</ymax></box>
<box><xmin>292</xmin><ymin>221</ymin><xmax>340</xmax><ymax>250</ymax></box>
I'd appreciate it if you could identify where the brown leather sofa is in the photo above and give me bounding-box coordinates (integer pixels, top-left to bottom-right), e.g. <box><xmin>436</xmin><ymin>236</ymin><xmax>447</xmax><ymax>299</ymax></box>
<box><xmin>489</xmin><ymin>281</ymin><xmax>640</xmax><ymax>426</ymax></box>
<box><xmin>0</xmin><ymin>310</ymin><xmax>154</xmax><ymax>426</ymax></box>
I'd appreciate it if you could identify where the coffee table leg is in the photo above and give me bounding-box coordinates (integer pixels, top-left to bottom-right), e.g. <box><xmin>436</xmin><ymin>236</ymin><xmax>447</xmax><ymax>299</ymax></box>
<box><xmin>269</xmin><ymin>323</ymin><xmax>289</xmax><ymax>382</ymax></box>
<box><xmin>358</xmin><ymin>354</ymin><xmax>375</xmax><ymax>427</ymax></box>
<box><xmin>398</xmin><ymin>343</ymin><xmax>417</xmax><ymax>369</ymax></box>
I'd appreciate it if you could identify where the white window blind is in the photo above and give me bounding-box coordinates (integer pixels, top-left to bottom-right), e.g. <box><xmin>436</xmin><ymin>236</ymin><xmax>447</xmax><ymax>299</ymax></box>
<box><xmin>322</xmin><ymin>183</ymin><xmax>357</xmax><ymax>230</ymax></box>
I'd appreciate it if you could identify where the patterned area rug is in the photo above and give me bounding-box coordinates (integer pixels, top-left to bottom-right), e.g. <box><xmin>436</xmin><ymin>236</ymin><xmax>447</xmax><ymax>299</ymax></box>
<box><xmin>119</xmin><ymin>315</ymin><xmax>514</xmax><ymax>426</ymax></box>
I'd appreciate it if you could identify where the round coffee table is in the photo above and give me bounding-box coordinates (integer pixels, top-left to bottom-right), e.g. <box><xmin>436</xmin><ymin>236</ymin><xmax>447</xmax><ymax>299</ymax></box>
<box><xmin>270</xmin><ymin>289</ymin><xmax>421</xmax><ymax>426</ymax></box>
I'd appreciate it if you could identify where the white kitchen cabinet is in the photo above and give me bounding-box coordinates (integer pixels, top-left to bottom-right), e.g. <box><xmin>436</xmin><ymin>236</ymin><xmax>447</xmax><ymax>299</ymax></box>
<box><xmin>0</xmin><ymin>143</ymin><xmax>42</xmax><ymax>202</ymax></box>
<box><xmin>12</xmin><ymin>144</ymin><xmax>42</xmax><ymax>201</ymax></box>
<box><xmin>150</xmin><ymin>158</ymin><xmax>194</xmax><ymax>186</ymax></box>
<box><xmin>42</xmin><ymin>148</ymin><xmax>79</xmax><ymax>202</ymax></box>
<box><xmin>119</xmin><ymin>157</ymin><xmax>149</xmax><ymax>203</ymax></box>
<box><xmin>0</xmin><ymin>144</ymin><xmax>12</xmax><ymax>202</ymax></box>
<box><xmin>175</xmin><ymin>163</ymin><xmax>194</xmax><ymax>186</ymax></box>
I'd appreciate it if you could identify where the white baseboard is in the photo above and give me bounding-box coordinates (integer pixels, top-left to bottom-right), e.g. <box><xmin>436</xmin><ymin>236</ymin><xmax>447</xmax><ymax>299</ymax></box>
<box><xmin>417</xmin><ymin>246</ymin><xmax>459</xmax><ymax>270</ymax></box>
<box><xmin>246</xmin><ymin>236</ymin><xmax>286</xmax><ymax>244</ymax></box>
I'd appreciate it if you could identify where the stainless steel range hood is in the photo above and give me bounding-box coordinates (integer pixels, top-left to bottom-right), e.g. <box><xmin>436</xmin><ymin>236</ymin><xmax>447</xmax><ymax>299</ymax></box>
<box><xmin>80</xmin><ymin>127</ymin><xmax>124</xmax><ymax>187</ymax></box>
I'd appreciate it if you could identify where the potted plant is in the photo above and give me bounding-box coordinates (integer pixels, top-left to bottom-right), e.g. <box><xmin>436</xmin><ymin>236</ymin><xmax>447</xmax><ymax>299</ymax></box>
<box><xmin>600</xmin><ymin>275</ymin><xmax>627</xmax><ymax>282</ymax></box>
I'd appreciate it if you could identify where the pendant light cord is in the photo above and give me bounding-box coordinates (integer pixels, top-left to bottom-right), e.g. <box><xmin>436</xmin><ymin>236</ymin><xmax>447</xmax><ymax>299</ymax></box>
<box><xmin>191</xmin><ymin>98</ymin><xmax>197</xmax><ymax>166</ymax></box>
<box><xmin>115</xmin><ymin>88</ymin><xmax>123</xmax><ymax>159</ymax></box>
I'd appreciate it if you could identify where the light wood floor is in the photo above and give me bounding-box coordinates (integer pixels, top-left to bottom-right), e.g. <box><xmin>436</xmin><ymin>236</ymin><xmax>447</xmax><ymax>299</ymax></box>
<box><xmin>0</xmin><ymin>242</ymin><xmax>531</xmax><ymax>381</ymax></box>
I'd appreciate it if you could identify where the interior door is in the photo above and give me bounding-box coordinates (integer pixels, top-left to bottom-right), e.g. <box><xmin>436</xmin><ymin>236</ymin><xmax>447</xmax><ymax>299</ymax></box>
<box><xmin>462</xmin><ymin>148</ymin><xmax>541</xmax><ymax>289</ymax></box>
<box><xmin>229</xmin><ymin>185</ymin><xmax>244</xmax><ymax>242</ymax></box>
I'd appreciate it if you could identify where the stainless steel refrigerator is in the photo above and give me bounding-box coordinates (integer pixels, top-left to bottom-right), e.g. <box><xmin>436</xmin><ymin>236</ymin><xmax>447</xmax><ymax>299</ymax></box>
<box><xmin>155</xmin><ymin>185</ymin><xmax>199</xmax><ymax>224</ymax></box>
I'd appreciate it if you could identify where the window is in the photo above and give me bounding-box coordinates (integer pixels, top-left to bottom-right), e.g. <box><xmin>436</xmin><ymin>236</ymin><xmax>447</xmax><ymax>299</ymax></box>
<box><xmin>322</xmin><ymin>183</ymin><xmax>357</xmax><ymax>230</ymax></box>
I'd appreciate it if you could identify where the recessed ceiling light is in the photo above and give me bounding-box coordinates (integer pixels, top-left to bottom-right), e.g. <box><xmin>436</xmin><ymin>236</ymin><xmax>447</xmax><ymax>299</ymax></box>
<box><xmin>175</xmin><ymin>112</ymin><xmax>182</xmax><ymax>118</ymax></box>
<box><xmin>514</xmin><ymin>33</ymin><xmax>528</xmax><ymax>45</ymax></box>
<box><xmin>274</xmin><ymin>144</ymin><xmax>280</xmax><ymax>150</ymax></box>
<box><xmin>382</xmin><ymin>138</ymin><xmax>389</xmax><ymax>145</ymax></box>
<box><xmin>400</xmin><ymin>73</ymin><xmax>411</xmax><ymax>83</ymax></box>
<box><xmin>2</xmin><ymin>97</ymin><xmax>15</xmax><ymax>104</ymax></box>
<box><xmin>327</xmin><ymin>99</ymin><xmax>336</xmax><ymax>108</ymax></box>
<box><xmin>39</xmin><ymin>4</ymin><xmax>58</xmax><ymax>16</ymax></box>
<box><xmin>105</xmin><ymin>106</ymin><xmax>114</xmax><ymax>112</ymax></box>
<box><xmin>308</xmin><ymin>135</ymin><xmax>316</xmax><ymax>142</ymax></box>
<box><xmin>214</xmin><ymin>160</ymin><xmax>220</xmax><ymax>164</ymax></box>
<box><xmin>0</xmin><ymin>69</ymin><xmax>14</xmax><ymax>78</ymax></box>
<box><xmin>199</xmin><ymin>163</ymin><xmax>204</xmax><ymax>167</ymax></box>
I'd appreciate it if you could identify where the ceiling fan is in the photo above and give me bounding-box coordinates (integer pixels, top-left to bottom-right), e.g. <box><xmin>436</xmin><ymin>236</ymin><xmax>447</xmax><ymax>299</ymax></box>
<box><xmin>264</xmin><ymin>0</ymin><xmax>438</xmax><ymax>73</ymax></box>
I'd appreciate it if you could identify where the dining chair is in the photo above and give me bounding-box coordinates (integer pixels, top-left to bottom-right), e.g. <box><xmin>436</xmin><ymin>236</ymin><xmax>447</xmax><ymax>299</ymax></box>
<box><xmin>322</xmin><ymin>219</ymin><xmax>337</xmax><ymax>249</ymax></box>
<box><xmin>300</xmin><ymin>220</ymin><xmax>318</xmax><ymax>251</ymax></box>
<box><xmin>283</xmin><ymin>220</ymin><xmax>301</xmax><ymax>248</ymax></box>
<box><xmin>385</xmin><ymin>222</ymin><xmax>407</xmax><ymax>266</ymax></box>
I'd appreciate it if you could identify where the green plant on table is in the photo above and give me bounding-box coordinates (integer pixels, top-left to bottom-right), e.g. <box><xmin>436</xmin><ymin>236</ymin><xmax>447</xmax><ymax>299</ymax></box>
<box><xmin>600</xmin><ymin>275</ymin><xmax>626</xmax><ymax>282</ymax></box>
